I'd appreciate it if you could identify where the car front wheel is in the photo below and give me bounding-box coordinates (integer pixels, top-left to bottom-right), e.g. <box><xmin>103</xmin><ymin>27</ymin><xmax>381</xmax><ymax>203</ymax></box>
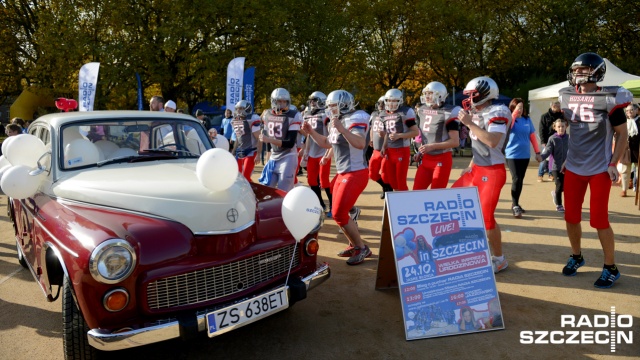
<box><xmin>62</xmin><ymin>276</ymin><xmax>97</xmax><ymax>360</ymax></box>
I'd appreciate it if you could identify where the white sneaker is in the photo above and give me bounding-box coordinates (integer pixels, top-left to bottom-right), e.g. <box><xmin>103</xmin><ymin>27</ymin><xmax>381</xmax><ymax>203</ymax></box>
<box><xmin>492</xmin><ymin>256</ymin><xmax>508</xmax><ymax>274</ymax></box>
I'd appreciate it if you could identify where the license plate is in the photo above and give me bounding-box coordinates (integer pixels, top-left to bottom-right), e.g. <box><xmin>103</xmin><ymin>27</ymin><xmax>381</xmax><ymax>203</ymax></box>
<box><xmin>206</xmin><ymin>287</ymin><xmax>288</xmax><ymax>337</ymax></box>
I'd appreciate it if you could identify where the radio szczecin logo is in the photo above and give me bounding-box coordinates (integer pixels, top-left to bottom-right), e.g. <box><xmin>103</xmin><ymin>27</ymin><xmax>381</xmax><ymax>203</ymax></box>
<box><xmin>520</xmin><ymin>307</ymin><xmax>633</xmax><ymax>352</ymax></box>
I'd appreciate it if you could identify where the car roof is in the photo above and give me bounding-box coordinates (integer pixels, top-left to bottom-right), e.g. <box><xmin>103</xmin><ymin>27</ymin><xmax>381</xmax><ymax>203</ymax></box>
<box><xmin>33</xmin><ymin>111</ymin><xmax>200</xmax><ymax>128</ymax></box>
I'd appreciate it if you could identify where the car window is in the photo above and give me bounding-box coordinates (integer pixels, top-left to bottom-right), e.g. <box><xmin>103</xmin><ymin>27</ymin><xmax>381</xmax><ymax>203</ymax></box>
<box><xmin>60</xmin><ymin>118</ymin><xmax>211</xmax><ymax>170</ymax></box>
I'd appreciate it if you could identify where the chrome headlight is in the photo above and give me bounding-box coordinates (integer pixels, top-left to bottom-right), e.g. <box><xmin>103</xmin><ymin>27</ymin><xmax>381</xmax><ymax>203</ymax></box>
<box><xmin>89</xmin><ymin>239</ymin><xmax>137</xmax><ymax>284</ymax></box>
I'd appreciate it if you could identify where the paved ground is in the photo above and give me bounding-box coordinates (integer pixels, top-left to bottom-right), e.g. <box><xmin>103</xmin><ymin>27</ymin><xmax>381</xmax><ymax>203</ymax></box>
<box><xmin>0</xmin><ymin>156</ymin><xmax>638</xmax><ymax>359</ymax></box>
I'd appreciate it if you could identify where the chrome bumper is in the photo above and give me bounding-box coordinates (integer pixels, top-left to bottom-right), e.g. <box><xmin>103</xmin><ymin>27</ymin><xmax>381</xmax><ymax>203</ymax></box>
<box><xmin>87</xmin><ymin>263</ymin><xmax>330</xmax><ymax>351</ymax></box>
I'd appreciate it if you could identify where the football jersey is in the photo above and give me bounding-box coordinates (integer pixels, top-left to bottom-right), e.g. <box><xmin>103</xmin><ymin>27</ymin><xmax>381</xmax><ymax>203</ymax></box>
<box><xmin>260</xmin><ymin>109</ymin><xmax>302</xmax><ymax>160</ymax></box>
<box><xmin>380</xmin><ymin>105</ymin><xmax>416</xmax><ymax>148</ymax></box>
<box><xmin>304</xmin><ymin>109</ymin><xmax>330</xmax><ymax>158</ymax></box>
<box><xmin>369</xmin><ymin>110</ymin><xmax>385</xmax><ymax>151</ymax></box>
<box><xmin>559</xmin><ymin>86</ymin><xmax>632</xmax><ymax>176</ymax></box>
<box><xmin>232</xmin><ymin>114</ymin><xmax>261</xmax><ymax>152</ymax></box>
<box><xmin>328</xmin><ymin>110</ymin><xmax>370</xmax><ymax>174</ymax></box>
<box><xmin>416</xmin><ymin>105</ymin><xmax>461</xmax><ymax>155</ymax></box>
<box><xmin>469</xmin><ymin>104</ymin><xmax>511</xmax><ymax>166</ymax></box>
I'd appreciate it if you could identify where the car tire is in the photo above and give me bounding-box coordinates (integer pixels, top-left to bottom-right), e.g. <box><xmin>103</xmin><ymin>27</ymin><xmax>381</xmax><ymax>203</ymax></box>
<box><xmin>16</xmin><ymin>242</ymin><xmax>28</xmax><ymax>269</ymax></box>
<box><xmin>62</xmin><ymin>276</ymin><xmax>97</xmax><ymax>360</ymax></box>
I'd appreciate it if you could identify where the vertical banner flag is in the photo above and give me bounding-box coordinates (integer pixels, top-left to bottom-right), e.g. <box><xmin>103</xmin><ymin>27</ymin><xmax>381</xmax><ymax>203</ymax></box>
<box><xmin>79</xmin><ymin>62</ymin><xmax>100</xmax><ymax>111</ymax></box>
<box><xmin>383</xmin><ymin>188</ymin><xmax>504</xmax><ymax>340</ymax></box>
<box><xmin>136</xmin><ymin>72</ymin><xmax>143</xmax><ymax>110</ymax></box>
<box><xmin>244</xmin><ymin>67</ymin><xmax>255</xmax><ymax>109</ymax></box>
<box><xmin>226</xmin><ymin>57</ymin><xmax>245</xmax><ymax>111</ymax></box>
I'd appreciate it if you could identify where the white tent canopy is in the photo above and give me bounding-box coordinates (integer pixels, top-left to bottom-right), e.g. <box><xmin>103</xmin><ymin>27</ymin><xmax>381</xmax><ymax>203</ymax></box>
<box><xmin>527</xmin><ymin>58</ymin><xmax>640</xmax><ymax>160</ymax></box>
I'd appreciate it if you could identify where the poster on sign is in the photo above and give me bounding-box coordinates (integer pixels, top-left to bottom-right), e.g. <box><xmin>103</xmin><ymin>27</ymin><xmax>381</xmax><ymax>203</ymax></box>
<box><xmin>384</xmin><ymin>187</ymin><xmax>504</xmax><ymax>340</ymax></box>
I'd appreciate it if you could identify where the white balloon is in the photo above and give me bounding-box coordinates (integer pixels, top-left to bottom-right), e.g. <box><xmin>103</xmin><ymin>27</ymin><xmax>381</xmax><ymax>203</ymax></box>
<box><xmin>0</xmin><ymin>155</ymin><xmax>11</xmax><ymax>167</ymax></box>
<box><xmin>0</xmin><ymin>164</ymin><xmax>11</xmax><ymax>182</ymax></box>
<box><xmin>94</xmin><ymin>140</ymin><xmax>120</xmax><ymax>158</ymax></box>
<box><xmin>1</xmin><ymin>136</ymin><xmax>16</xmax><ymax>157</ymax></box>
<box><xmin>1</xmin><ymin>165</ymin><xmax>43</xmax><ymax>199</ymax></box>
<box><xmin>196</xmin><ymin>148</ymin><xmax>238</xmax><ymax>192</ymax></box>
<box><xmin>5</xmin><ymin>134</ymin><xmax>46</xmax><ymax>167</ymax></box>
<box><xmin>110</xmin><ymin>147</ymin><xmax>138</xmax><ymax>159</ymax></box>
<box><xmin>212</xmin><ymin>135</ymin><xmax>229</xmax><ymax>151</ymax></box>
<box><xmin>64</xmin><ymin>139</ymin><xmax>100</xmax><ymax>168</ymax></box>
<box><xmin>63</xmin><ymin>127</ymin><xmax>86</xmax><ymax>143</ymax></box>
<box><xmin>281</xmin><ymin>186</ymin><xmax>322</xmax><ymax>241</ymax></box>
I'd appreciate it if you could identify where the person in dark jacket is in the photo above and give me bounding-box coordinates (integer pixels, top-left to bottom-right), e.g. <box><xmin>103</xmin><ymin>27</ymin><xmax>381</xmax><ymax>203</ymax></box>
<box><xmin>538</xmin><ymin>101</ymin><xmax>563</xmax><ymax>181</ymax></box>
<box><xmin>541</xmin><ymin>118</ymin><xmax>569</xmax><ymax>212</ymax></box>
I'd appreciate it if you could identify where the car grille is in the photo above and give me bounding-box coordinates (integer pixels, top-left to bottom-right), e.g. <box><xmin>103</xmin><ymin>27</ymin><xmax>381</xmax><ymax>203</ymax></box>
<box><xmin>146</xmin><ymin>245</ymin><xmax>300</xmax><ymax>310</ymax></box>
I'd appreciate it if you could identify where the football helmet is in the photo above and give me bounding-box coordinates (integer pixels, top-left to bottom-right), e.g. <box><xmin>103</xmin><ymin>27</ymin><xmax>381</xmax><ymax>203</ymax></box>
<box><xmin>384</xmin><ymin>89</ymin><xmax>403</xmax><ymax>112</ymax></box>
<box><xmin>462</xmin><ymin>76</ymin><xmax>499</xmax><ymax>111</ymax></box>
<box><xmin>308</xmin><ymin>91</ymin><xmax>327</xmax><ymax>111</ymax></box>
<box><xmin>270</xmin><ymin>88</ymin><xmax>291</xmax><ymax>114</ymax></box>
<box><xmin>325</xmin><ymin>90</ymin><xmax>355</xmax><ymax>117</ymax></box>
<box><xmin>421</xmin><ymin>82</ymin><xmax>448</xmax><ymax>107</ymax></box>
<box><xmin>234</xmin><ymin>100</ymin><xmax>253</xmax><ymax>118</ymax></box>
<box><xmin>376</xmin><ymin>96</ymin><xmax>385</xmax><ymax>111</ymax></box>
<box><xmin>567</xmin><ymin>52</ymin><xmax>606</xmax><ymax>86</ymax></box>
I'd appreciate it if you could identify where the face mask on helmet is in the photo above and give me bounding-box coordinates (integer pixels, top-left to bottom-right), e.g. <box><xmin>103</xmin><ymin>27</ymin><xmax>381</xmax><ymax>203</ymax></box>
<box><xmin>376</xmin><ymin>96</ymin><xmax>385</xmax><ymax>111</ymax></box>
<box><xmin>234</xmin><ymin>100</ymin><xmax>252</xmax><ymax>118</ymax></box>
<box><xmin>307</xmin><ymin>91</ymin><xmax>327</xmax><ymax>112</ymax></box>
<box><xmin>384</xmin><ymin>89</ymin><xmax>403</xmax><ymax>112</ymax></box>
<box><xmin>270</xmin><ymin>88</ymin><xmax>291</xmax><ymax>114</ymax></box>
<box><xmin>462</xmin><ymin>77</ymin><xmax>498</xmax><ymax>111</ymax></box>
<box><xmin>325</xmin><ymin>90</ymin><xmax>354</xmax><ymax>118</ymax></box>
<box><xmin>566</xmin><ymin>53</ymin><xmax>606</xmax><ymax>87</ymax></box>
<box><xmin>420</xmin><ymin>82</ymin><xmax>448</xmax><ymax>107</ymax></box>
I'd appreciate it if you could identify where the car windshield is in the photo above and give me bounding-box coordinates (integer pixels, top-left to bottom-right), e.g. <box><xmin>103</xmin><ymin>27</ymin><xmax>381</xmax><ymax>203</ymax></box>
<box><xmin>60</xmin><ymin>118</ymin><xmax>212</xmax><ymax>170</ymax></box>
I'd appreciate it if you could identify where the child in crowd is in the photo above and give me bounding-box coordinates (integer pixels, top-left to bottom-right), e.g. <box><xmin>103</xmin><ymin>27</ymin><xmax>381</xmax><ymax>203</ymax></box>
<box><xmin>540</xmin><ymin>118</ymin><xmax>569</xmax><ymax>212</ymax></box>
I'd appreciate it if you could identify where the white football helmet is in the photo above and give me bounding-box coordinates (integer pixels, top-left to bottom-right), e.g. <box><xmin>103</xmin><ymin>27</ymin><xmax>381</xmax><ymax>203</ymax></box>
<box><xmin>376</xmin><ymin>96</ymin><xmax>385</xmax><ymax>111</ymax></box>
<box><xmin>270</xmin><ymin>88</ymin><xmax>290</xmax><ymax>114</ymax></box>
<box><xmin>234</xmin><ymin>100</ymin><xmax>253</xmax><ymax>118</ymax></box>
<box><xmin>325</xmin><ymin>90</ymin><xmax>355</xmax><ymax>117</ymax></box>
<box><xmin>308</xmin><ymin>91</ymin><xmax>327</xmax><ymax>111</ymax></box>
<box><xmin>421</xmin><ymin>82</ymin><xmax>448</xmax><ymax>107</ymax></box>
<box><xmin>384</xmin><ymin>89</ymin><xmax>403</xmax><ymax>112</ymax></box>
<box><xmin>462</xmin><ymin>76</ymin><xmax>499</xmax><ymax>111</ymax></box>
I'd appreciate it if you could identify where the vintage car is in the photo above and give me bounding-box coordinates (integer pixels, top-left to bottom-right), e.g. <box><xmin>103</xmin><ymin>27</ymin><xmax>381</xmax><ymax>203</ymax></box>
<box><xmin>7</xmin><ymin>111</ymin><xmax>329</xmax><ymax>359</ymax></box>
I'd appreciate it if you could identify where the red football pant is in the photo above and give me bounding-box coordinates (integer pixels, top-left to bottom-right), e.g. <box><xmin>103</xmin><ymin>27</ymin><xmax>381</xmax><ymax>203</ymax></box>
<box><xmin>369</xmin><ymin>149</ymin><xmax>384</xmax><ymax>182</ymax></box>
<box><xmin>382</xmin><ymin>147</ymin><xmax>410</xmax><ymax>191</ymax></box>
<box><xmin>413</xmin><ymin>152</ymin><xmax>453</xmax><ymax>190</ymax></box>
<box><xmin>330</xmin><ymin>169</ymin><xmax>368</xmax><ymax>227</ymax></box>
<box><xmin>237</xmin><ymin>153</ymin><xmax>257</xmax><ymax>181</ymax></box>
<box><xmin>452</xmin><ymin>164</ymin><xmax>506</xmax><ymax>230</ymax></box>
<box><xmin>306</xmin><ymin>156</ymin><xmax>331</xmax><ymax>188</ymax></box>
<box><xmin>564</xmin><ymin>170</ymin><xmax>611</xmax><ymax>229</ymax></box>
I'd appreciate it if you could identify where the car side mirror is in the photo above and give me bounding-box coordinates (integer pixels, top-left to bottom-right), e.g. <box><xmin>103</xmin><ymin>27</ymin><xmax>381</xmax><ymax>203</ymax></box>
<box><xmin>29</xmin><ymin>151</ymin><xmax>52</xmax><ymax>176</ymax></box>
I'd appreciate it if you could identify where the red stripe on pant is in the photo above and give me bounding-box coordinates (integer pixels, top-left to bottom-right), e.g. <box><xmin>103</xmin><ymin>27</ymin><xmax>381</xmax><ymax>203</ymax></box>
<box><xmin>564</xmin><ymin>170</ymin><xmax>611</xmax><ymax>229</ymax></box>
<box><xmin>368</xmin><ymin>149</ymin><xmax>384</xmax><ymax>182</ymax></box>
<box><xmin>237</xmin><ymin>153</ymin><xmax>257</xmax><ymax>181</ymax></box>
<box><xmin>331</xmin><ymin>169</ymin><xmax>368</xmax><ymax>227</ymax></box>
<box><xmin>381</xmin><ymin>147</ymin><xmax>410</xmax><ymax>191</ymax></box>
<box><xmin>413</xmin><ymin>152</ymin><xmax>453</xmax><ymax>190</ymax></box>
<box><xmin>306</xmin><ymin>156</ymin><xmax>332</xmax><ymax>188</ymax></box>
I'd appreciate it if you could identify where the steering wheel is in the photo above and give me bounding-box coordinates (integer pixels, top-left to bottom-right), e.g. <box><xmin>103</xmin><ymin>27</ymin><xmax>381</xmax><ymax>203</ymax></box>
<box><xmin>157</xmin><ymin>143</ymin><xmax>189</xmax><ymax>151</ymax></box>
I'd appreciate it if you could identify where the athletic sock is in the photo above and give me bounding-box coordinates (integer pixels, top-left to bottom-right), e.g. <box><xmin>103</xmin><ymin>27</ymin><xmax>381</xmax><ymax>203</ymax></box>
<box><xmin>323</xmin><ymin>187</ymin><xmax>332</xmax><ymax>211</ymax></box>
<box><xmin>310</xmin><ymin>185</ymin><xmax>325</xmax><ymax>209</ymax></box>
<box><xmin>572</xmin><ymin>253</ymin><xmax>583</xmax><ymax>261</ymax></box>
<box><xmin>604</xmin><ymin>264</ymin><xmax>619</xmax><ymax>275</ymax></box>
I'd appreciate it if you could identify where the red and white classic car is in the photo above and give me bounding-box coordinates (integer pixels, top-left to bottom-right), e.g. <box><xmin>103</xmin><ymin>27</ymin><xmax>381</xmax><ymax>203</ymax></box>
<box><xmin>6</xmin><ymin>111</ymin><xmax>329</xmax><ymax>359</ymax></box>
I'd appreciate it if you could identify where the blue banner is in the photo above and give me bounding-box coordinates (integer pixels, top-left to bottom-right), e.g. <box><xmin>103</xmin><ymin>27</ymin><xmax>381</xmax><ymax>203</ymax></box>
<box><xmin>136</xmin><ymin>72</ymin><xmax>143</xmax><ymax>111</ymax></box>
<box><xmin>244</xmin><ymin>67</ymin><xmax>255</xmax><ymax>109</ymax></box>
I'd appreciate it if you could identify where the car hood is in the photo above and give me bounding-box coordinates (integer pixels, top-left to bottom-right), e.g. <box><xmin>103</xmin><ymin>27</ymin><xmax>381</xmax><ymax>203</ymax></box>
<box><xmin>51</xmin><ymin>161</ymin><xmax>256</xmax><ymax>234</ymax></box>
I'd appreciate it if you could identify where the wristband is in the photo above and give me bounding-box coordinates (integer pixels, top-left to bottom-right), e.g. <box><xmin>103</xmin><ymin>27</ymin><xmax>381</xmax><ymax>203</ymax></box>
<box><xmin>608</xmin><ymin>163</ymin><xmax>616</xmax><ymax>167</ymax></box>
<box><xmin>535</xmin><ymin>152</ymin><xmax>540</xmax><ymax>155</ymax></box>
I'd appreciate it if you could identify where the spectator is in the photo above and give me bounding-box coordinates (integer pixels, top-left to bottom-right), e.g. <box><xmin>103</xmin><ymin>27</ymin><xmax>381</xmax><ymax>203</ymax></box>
<box><xmin>538</xmin><ymin>101</ymin><xmax>563</xmax><ymax>181</ymax></box>
<box><xmin>221</xmin><ymin>109</ymin><xmax>234</xmax><ymax>150</ymax></box>
<box><xmin>11</xmin><ymin>117</ymin><xmax>28</xmax><ymax>133</ymax></box>
<box><xmin>176</xmin><ymin>109</ymin><xmax>184</xmax><ymax>114</ymax></box>
<box><xmin>625</xmin><ymin>104</ymin><xmax>640</xmax><ymax>191</ymax></box>
<box><xmin>559</xmin><ymin>52</ymin><xmax>632</xmax><ymax>288</ymax></box>
<box><xmin>195</xmin><ymin>109</ymin><xmax>212</xmax><ymax>129</ymax></box>
<box><xmin>619</xmin><ymin>103</ymin><xmax>639</xmax><ymax>195</ymax></box>
<box><xmin>505</xmin><ymin>98</ymin><xmax>542</xmax><ymax>218</ymax></box>
<box><xmin>541</xmin><ymin>118</ymin><xmax>569</xmax><ymax>212</ymax></box>
<box><xmin>164</xmin><ymin>100</ymin><xmax>177</xmax><ymax>113</ymax></box>
<box><xmin>5</xmin><ymin>123</ymin><xmax>22</xmax><ymax>137</ymax></box>
<box><xmin>149</xmin><ymin>96</ymin><xmax>164</xmax><ymax>111</ymax></box>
